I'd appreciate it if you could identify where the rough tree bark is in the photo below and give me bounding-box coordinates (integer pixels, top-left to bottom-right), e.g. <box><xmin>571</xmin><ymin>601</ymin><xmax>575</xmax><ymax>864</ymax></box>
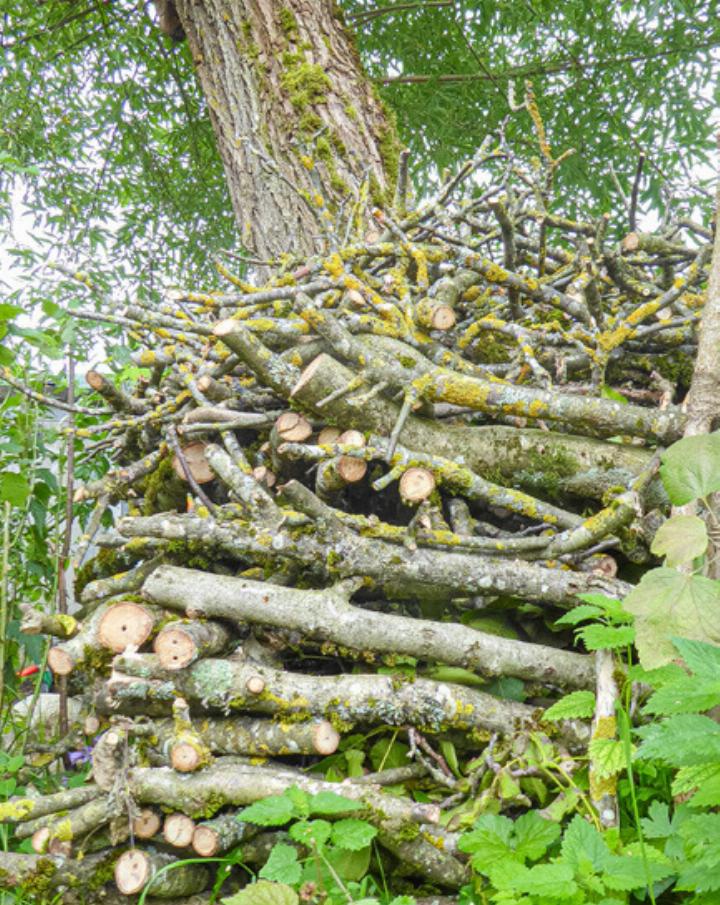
<box><xmin>169</xmin><ymin>0</ymin><xmax>396</xmax><ymax>259</ymax></box>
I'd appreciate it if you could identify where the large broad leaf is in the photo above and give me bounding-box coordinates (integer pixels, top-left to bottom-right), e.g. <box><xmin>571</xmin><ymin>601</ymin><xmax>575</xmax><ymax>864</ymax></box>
<box><xmin>0</xmin><ymin>472</ymin><xmax>30</xmax><ymax>507</ymax></box>
<box><xmin>258</xmin><ymin>844</ymin><xmax>302</xmax><ymax>885</ymax></box>
<box><xmin>651</xmin><ymin>515</ymin><xmax>708</xmax><ymax>566</ymax></box>
<box><xmin>659</xmin><ymin>432</ymin><xmax>720</xmax><ymax>504</ymax></box>
<box><xmin>623</xmin><ymin>568</ymin><xmax>720</xmax><ymax>669</ymax></box>
<box><xmin>222</xmin><ymin>880</ymin><xmax>298</xmax><ymax>905</ymax></box>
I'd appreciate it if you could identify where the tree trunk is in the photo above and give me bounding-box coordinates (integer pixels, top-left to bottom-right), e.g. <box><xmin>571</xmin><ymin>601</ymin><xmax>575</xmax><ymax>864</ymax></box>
<box><xmin>171</xmin><ymin>0</ymin><xmax>396</xmax><ymax>259</ymax></box>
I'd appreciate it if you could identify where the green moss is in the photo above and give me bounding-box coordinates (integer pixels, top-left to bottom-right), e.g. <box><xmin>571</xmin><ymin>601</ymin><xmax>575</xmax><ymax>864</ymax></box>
<box><xmin>279</xmin><ymin>6</ymin><xmax>299</xmax><ymax>37</ymax></box>
<box><xmin>142</xmin><ymin>454</ymin><xmax>186</xmax><ymax>515</ymax></box>
<box><xmin>281</xmin><ymin>61</ymin><xmax>331</xmax><ymax>111</ymax></box>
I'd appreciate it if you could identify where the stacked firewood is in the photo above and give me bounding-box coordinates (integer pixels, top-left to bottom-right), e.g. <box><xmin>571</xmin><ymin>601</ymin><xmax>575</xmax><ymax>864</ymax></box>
<box><xmin>2</xmin><ymin>146</ymin><xmax>712</xmax><ymax>902</ymax></box>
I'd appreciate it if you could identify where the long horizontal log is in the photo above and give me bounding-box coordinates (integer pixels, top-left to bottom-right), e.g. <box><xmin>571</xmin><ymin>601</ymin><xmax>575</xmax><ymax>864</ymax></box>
<box><xmin>296</xmin><ymin>299</ymin><xmax>684</xmax><ymax>442</ymax></box>
<box><xmin>119</xmin><ymin>510</ymin><xmax>630</xmax><ymax>608</ymax></box>
<box><xmin>126</xmin><ymin>762</ymin><xmax>439</xmax><ymax>827</ymax></box>
<box><xmin>143</xmin><ymin>566</ymin><xmax>595</xmax><ymax>689</ymax></box>
<box><xmin>110</xmin><ymin>652</ymin><xmax>589</xmax><ymax>747</ymax></box>
<box><xmin>289</xmin><ymin>352</ymin><xmax>659</xmax><ymax>503</ymax></box>
<box><xmin>0</xmin><ymin>849</ymin><xmax>116</xmax><ymax>894</ymax></box>
<box><xmin>0</xmin><ymin>784</ymin><xmax>100</xmax><ymax>824</ymax></box>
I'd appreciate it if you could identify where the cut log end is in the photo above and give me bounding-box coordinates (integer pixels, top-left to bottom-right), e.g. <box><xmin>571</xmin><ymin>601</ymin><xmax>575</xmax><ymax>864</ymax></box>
<box><xmin>192</xmin><ymin>825</ymin><xmax>221</xmax><ymax>857</ymax></box>
<box><xmin>252</xmin><ymin>465</ymin><xmax>276</xmax><ymax>488</ymax></box>
<box><xmin>47</xmin><ymin>646</ymin><xmax>75</xmax><ymax>676</ymax></box>
<box><xmin>336</xmin><ymin>456</ymin><xmax>367</xmax><ymax>484</ymax></box>
<box><xmin>154</xmin><ymin>626</ymin><xmax>196</xmax><ymax>670</ymax></box>
<box><xmin>621</xmin><ymin>231</ymin><xmax>640</xmax><ymax>252</ymax></box>
<box><xmin>317</xmin><ymin>426</ymin><xmax>342</xmax><ymax>446</ymax></box>
<box><xmin>163</xmin><ymin>813</ymin><xmax>196</xmax><ymax>848</ymax></box>
<box><xmin>213</xmin><ymin>317</ymin><xmax>239</xmax><ymax>338</ymax></box>
<box><xmin>291</xmin><ymin>353</ymin><xmax>328</xmax><ymax>398</ymax></box>
<box><xmin>399</xmin><ymin>467</ymin><xmax>436</xmax><ymax>504</ymax></box>
<box><xmin>133</xmin><ymin>807</ymin><xmax>162</xmax><ymax>839</ymax></box>
<box><xmin>31</xmin><ymin>827</ymin><xmax>50</xmax><ymax>854</ymax></box>
<box><xmin>245</xmin><ymin>675</ymin><xmax>266</xmax><ymax>695</ymax></box>
<box><xmin>85</xmin><ymin>369</ymin><xmax>105</xmax><ymax>391</ymax></box>
<box><xmin>313</xmin><ymin>721</ymin><xmax>341</xmax><ymax>755</ymax></box>
<box><xmin>170</xmin><ymin>741</ymin><xmax>203</xmax><ymax>773</ymax></box>
<box><xmin>274</xmin><ymin>411</ymin><xmax>312</xmax><ymax>443</ymax></box>
<box><xmin>98</xmin><ymin>602</ymin><xmax>156</xmax><ymax>653</ymax></box>
<box><xmin>172</xmin><ymin>441</ymin><xmax>215</xmax><ymax>484</ymax></box>
<box><xmin>115</xmin><ymin>849</ymin><xmax>151</xmax><ymax>895</ymax></box>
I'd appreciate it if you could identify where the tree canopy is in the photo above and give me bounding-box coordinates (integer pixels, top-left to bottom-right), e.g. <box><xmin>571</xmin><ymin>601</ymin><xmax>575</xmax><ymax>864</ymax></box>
<box><xmin>1</xmin><ymin>0</ymin><xmax>719</xmax><ymax>289</ymax></box>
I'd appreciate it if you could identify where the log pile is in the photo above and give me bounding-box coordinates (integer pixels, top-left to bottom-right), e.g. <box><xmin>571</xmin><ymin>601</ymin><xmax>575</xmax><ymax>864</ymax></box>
<box><xmin>4</xmin><ymin>144</ymin><xmax>713</xmax><ymax>902</ymax></box>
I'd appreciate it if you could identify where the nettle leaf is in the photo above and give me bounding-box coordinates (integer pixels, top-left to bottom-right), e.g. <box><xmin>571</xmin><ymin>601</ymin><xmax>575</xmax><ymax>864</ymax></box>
<box><xmin>309</xmin><ymin>791</ymin><xmax>362</xmax><ymax>816</ymax></box>
<box><xmin>258</xmin><ymin>844</ymin><xmax>302</xmax><ymax>885</ymax></box>
<box><xmin>623</xmin><ymin>568</ymin><xmax>720</xmax><ymax>669</ymax></box>
<box><xmin>222</xmin><ymin>880</ymin><xmax>298</xmax><ymax>905</ymax></box>
<box><xmin>602</xmin><ymin>854</ymin><xmax>675</xmax><ymax>891</ymax></box>
<box><xmin>589</xmin><ymin>738</ymin><xmax>626</xmax><ymax>779</ymax></box>
<box><xmin>643</xmin><ymin>675</ymin><xmax>720</xmax><ymax>715</ymax></box>
<box><xmin>518</xmin><ymin>863</ymin><xmax>578</xmax><ymax>899</ymax></box>
<box><xmin>512</xmin><ymin>811</ymin><xmax>561</xmax><ymax>861</ymax></box>
<box><xmin>326</xmin><ymin>843</ymin><xmax>372</xmax><ymax>881</ymax></box>
<box><xmin>635</xmin><ymin>714</ymin><xmax>720</xmax><ymax>766</ymax></box>
<box><xmin>239</xmin><ymin>795</ymin><xmax>297</xmax><ymax>826</ymax></box>
<box><xmin>640</xmin><ymin>801</ymin><xmax>674</xmax><ymax>838</ymax></box>
<box><xmin>660</xmin><ymin>431</ymin><xmax>720</xmax><ymax>504</ymax></box>
<box><xmin>651</xmin><ymin>515</ymin><xmax>708</xmax><ymax>566</ymax></box>
<box><xmin>544</xmin><ymin>691</ymin><xmax>596</xmax><ymax>721</ymax></box>
<box><xmin>674</xmin><ymin>764</ymin><xmax>720</xmax><ymax>807</ymax></box>
<box><xmin>331</xmin><ymin>818</ymin><xmax>377</xmax><ymax>851</ymax></box>
<box><xmin>285</xmin><ymin>786</ymin><xmax>310</xmax><ymax>818</ymax></box>
<box><xmin>672</xmin><ymin>636</ymin><xmax>720</xmax><ymax>679</ymax></box>
<box><xmin>288</xmin><ymin>819</ymin><xmax>332</xmax><ymax>848</ymax></box>
<box><xmin>577</xmin><ymin>624</ymin><xmax>635</xmax><ymax>651</ymax></box>
<box><xmin>458</xmin><ymin>813</ymin><xmax>514</xmax><ymax>866</ymax></box>
<box><xmin>560</xmin><ymin>815</ymin><xmax>611</xmax><ymax>873</ymax></box>
<box><xmin>555</xmin><ymin>604</ymin><xmax>604</xmax><ymax>627</ymax></box>
<box><xmin>0</xmin><ymin>472</ymin><xmax>31</xmax><ymax>507</ymax></box>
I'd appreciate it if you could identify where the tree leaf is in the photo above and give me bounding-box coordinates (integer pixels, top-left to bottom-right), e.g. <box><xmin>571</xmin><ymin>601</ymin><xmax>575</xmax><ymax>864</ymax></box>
<box><xmin>512</xmin><ymin>811</ymin><xmax>561</xmax><ymax>861</ymax></box>
<box><xmin>239</xmin><ymin>795</ymin><xmax>297</xmax><ymax>827</ymax></box>
<box><xmin>222</xmin><ymin>880</ymin><xmax>298</xmax><ymax>905</ymax></box>
<box><xmin>577</xmin><ymin>624</ymin><xmax>635</xmax><ymax>651</ymax></box>
<box><xmin>288</xmin><ymin>819</ymin><xmax>332</xmax><ymax>848</ymax></box>
<box><xmin>308</xmin><ymin>791</ymin><xmax>362</xmax><ymax>816</ymax></box>
<box><xmin>331</xmin><ymin>817</ymin><xmax>377</xmax><ymax>851</ymax></box>
<box><xmin>258</xmin><ymin>844</ymin><xmax>302</xmax><ymax>885</ymax></box>
<box><xmin>623</xmin><ymin>568</ymin><xmax>720</xmax><ymax>668</ymax></box>
<box><xmin>544</xmin><ymin>690</ymin><xmax>596</xmax><ymax>721</ymax></box>
<box><xmin>589</xmin><ymin>738</ymin><xmax>626</xmax><ymax>779</ymax></box>
<box><xmin>659</xmin><ymin>432</ymin><xmax>720</xmax><ymax>504</ymax></box>
<box><xmin>635</xmin><ymin>714</ymin><xmax>720</xmax><ymax>766</ymax></box>
<box><xmin>0</xmin><ymin>473</ymin><xmax>30</xmax><ymax>507</ymax></box>
<box><xmin>650</xmin><ymin>515</ymin><xmax>708</xmax><ymax>566</ymax></box>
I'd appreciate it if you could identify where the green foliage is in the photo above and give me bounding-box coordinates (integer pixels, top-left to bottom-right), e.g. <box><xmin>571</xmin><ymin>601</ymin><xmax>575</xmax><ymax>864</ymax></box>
<box><xmin>348</xmin><ymin>0</ymin><xmax>720</xmax><ymax>222</ymax></box>
<box><xmin>650</xmin><ymin>515</ymin><xmax>708</xmax><ymax>567</ymax></box>
<box><xmin>659</xmin><ymin>431</ymin><xmax>720</xmax><ymax>505</ymax></box>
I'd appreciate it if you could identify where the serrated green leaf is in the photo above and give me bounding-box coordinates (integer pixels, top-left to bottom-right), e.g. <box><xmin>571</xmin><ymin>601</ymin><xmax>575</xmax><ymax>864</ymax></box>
<box><xmin>222</xmin><ymin>880</ymin><xmax>298</xmax><ymax>905</ymax></box>
<box><xmin>672</xmin><ymin>636</ymin><xmax>720</xmax><ymax>678</ymax></box>
<box><xmin>554</xmin><ymin>604</ymin><xmax>604</xmax><ymax>626</ymax></box>
<box><xmin>308</xmin><ymin>790</ymin><xmax>362</xmax><ymax>816</ymax></box>
<box><xmin>518</xmin><ymin>862</ymin><xmax>578</xmax><ymax>899</ymax></box>
<box><xmin>651</xmin><ymin>514</ymin><xmax>708</xmax><ymax>566</ymax></box>
<box><xmin>660</xmin><ymin>432</ymin><xmax>720</xmax><ymax>504</ymax></box>
<box><xmin>288</xmin><ymin>819</ymin><xmax>331</xmax><ymax>848</ymax></box>
<box><xmin>459</xmin><ymin>813</ymin><xmax>514</xmax><ymax>866</ymax></box>
<box><xmin>284</xmin><ymin>786</ymin><xmax>310</xmax><ymax>818</ymax></box>
<box><xmin>258</xmin><ymin>844</ymin><xmax>302</xmax><ymax>885</ymax></box>
<box><xmin>544</xmin><ymin>691</ymin><xmax>596</xmax><ymax>721</ymax></box>
<box><xmin>578</xmin><ymin>624</ymin><xmax>635</xmax><ymax>651</ymax></box>
<box><xmin>589</xmin><ymin>738</ymin><xmax>626</xmax><ymax>779</ymax></box>
<box><xmin>560</xmin><ymin>814</ymin><xmax>610</xmax><ymax>873</ymax></box>
<box><xmin>602</xmin><ymin>853</ymin><xmax>675</xmax><ymax>891</ymax></box>
<box><xmin>239</xmin><ymin>795</ymin><xmax>297</xmax><ymax>827</ymax></box>
<box><xmin>623</xmin><ymin>568</ymin><xmax>720</xmax><ymax>669</ymax></box>
<box><xmin>640</xmin><ymin>801</ymin><xmax>674</xmax><ymax>838</ymax></box>
<box><xmin>326</xmin><ymin>843</ymin><xmax>372</xmax><ymax>881</ymax></box>
<box><xmin>635</xmin><ymin>714</ymin><xmax>720</xmax><ymax>766</ymax></box>
<box><xmin>512</xmin><ymin>811</ymin><xmax>561</xmax><ymax>861</ymax></box>
<box><xmin>643</xmin><ymin>675</ymin><xmax>720</xmax><ymax>715</ymax></box>
<box><xmin>331</xmin><ymin>817</ymin><xmax>377</xmax><ymax>851</ymax></box>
